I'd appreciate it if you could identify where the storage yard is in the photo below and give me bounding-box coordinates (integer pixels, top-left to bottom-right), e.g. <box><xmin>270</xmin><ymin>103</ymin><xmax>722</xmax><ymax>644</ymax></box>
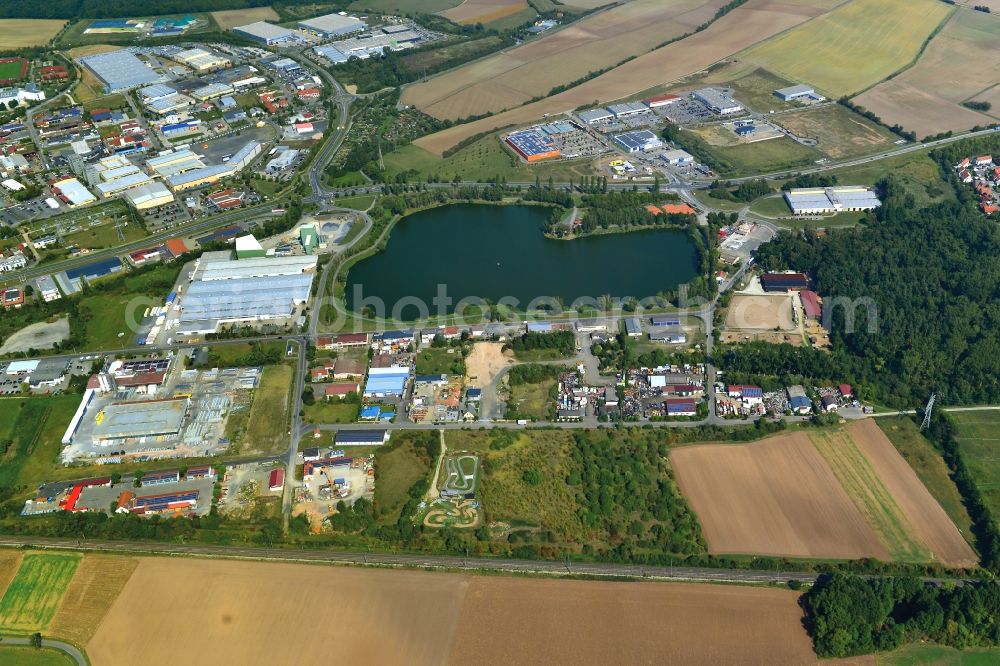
<box><xmin>852</xmin><ymin>9</ymin><xmax>1000</xmax><ymax>137</ymax></box>
<box><xmin>671</xmin><ymin>423</ymin><xmax>977</xmax><ymax>566</ymax></box>
<box><xmin>414</xmin><ymin>0</ymin><xmax>834</xmax><ymax>155</ymax></box>
<box><xmin>403</xmin><ymin>0</ymin><xmax>730</xmax><ymax>120</ymax></box>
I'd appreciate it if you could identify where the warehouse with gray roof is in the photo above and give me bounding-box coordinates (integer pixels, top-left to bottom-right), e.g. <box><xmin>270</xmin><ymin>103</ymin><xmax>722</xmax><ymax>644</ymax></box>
<box><xmin>784</xmin><ymin>186</ymin><xmax>882</xmax><ymax>215</ymax></box>
<box><xmin>232</xmin><ymin>21</ymin><xmax>298</xmax><ymax>45</ymax></box>
<box><xmin>79</xmin><ymin>49</ymin><xmax>164</xmax><ymax>93</ymax></box>
<box><xmin>91</xmin><ymin>398</ymin><xmax>189</xmax><ymax>444</ymax></box>
<box><xmin>298</xmin><ymin>12</ymin><xmax>366</xmax><ymax>37</ymax></box>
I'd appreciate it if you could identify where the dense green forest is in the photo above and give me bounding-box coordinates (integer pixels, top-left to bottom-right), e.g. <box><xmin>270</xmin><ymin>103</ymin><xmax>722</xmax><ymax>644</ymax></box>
<box><xmin>725</xmin><ymin>140</ymin><xmax>1000</xmax><ymax>407</ymax></box>
<box><xmin>804</xmin><ymin>574</ymin><xmax>1000</xmax><ymax>657</ymax></box>
<box><xmin>0</xmin><ymin>0</ymin><xmax>314</xmax><ymax>18</ymax></box>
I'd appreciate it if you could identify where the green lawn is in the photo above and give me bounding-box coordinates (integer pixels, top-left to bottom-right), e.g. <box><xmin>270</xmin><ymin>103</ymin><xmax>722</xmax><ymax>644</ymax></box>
<box><xmin>877</xmin><ymin>416</ymin><xmax>976</xmax><ymax>546</ymax></box>
<box><xmin>415</xmin><ymin>346</ymin><xmax>465</xmax><ymax>375</ymax></box>
<box><xmin>950</xmin><ymin>411</ymin><xmax>1000</xmax><ymax>518</ymax></box>
<box><xmin>877</xmin><ymin>644</ymin><xmax>1000</xmax><ymax>666</ymax></box>
<box><xmin>748</xmin><ymin>194</ymin><xmax>792</xmax><ymax>218</ymax></box>
<box><xmin>0</xmin><ymin>646</ymin><xmax>76</xmax><ymax>666</ymax></box>
<box><xmin>334</xmin><ymin>194</ymin><xmax>375</xmax><ymax>211</ymax></box>
<box><xmin>61</xmin><ymin>219</ymin><xmax>146</xmax><ymax>250</ymax></box>
<box><xmin>823</xmin><ymin>149</ymin><xmax>954</xmax><ymax>209</ymax></box>
<box><xmin>249</xmin><ymin>178</ymin><xmax>282</xmax><ymax>197</ymax></box>
<box><xmin>199</xmin><ymin>341</ymin><xmax>286</xmax><ymax>367</ymax></box>
<box><xmin>0</xmin><ymin>553</ymin><xmax>80</xmax><ymax>633</ymax></box>
<box><xmin>302</xmin><ymin>400</ymin><xmax>360</xmax><ymax>424</ymax></box>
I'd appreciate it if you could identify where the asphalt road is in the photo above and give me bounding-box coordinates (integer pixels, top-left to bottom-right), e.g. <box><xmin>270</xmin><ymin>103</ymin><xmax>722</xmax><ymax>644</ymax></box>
<box><xmin>0</xmin><ymin>635</ymin><xmax>86</xmax><ymax>666</ymax></box>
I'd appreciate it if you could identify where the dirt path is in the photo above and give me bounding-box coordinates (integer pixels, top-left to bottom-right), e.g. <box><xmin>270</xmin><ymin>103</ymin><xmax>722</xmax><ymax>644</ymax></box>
<box><xmin>427</xmin><ymin>429</ymin><xmax>447</xmax><ymax>501</ymax></box>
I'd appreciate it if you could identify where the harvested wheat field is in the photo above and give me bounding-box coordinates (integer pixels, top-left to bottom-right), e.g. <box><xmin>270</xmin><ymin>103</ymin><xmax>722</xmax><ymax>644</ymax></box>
<box><xmin>406</xmin><ymin>0</ymin><xmax>727</xmax><ymax>120</ymax></box>
<box><xmin>852</xmin><ymin>10</ymin><xmax>1000</xmax><ymax>136</ymax></box>
<box><xmin>842</xmin><ymin>420</ymin><xmax>978</xmax><ymax>568</ymax></box>
<box><xmin>415</xmin><ymin>0</ymin><xmax>831</xmax><ymax>154</ymax></box>
<box><xmin>48</xmin><ymin>554</ymin><xmax>139</xmax><ymax>646</ymax></box>
<box><xmin>212</xmin><ymin>7</ymin><xmax>279</xmax><ymax>29</ymax></box>
<box><xmin>0</xmin><ymin>19</ymin><xmax>66</xmax><ymax>48</ymax></box>
<box><xmin>671</xmin><ymin>432</ymin><xmax>890</xmax><ymax>560</ymax></box>
<box><xmin>0</xmin><ymin>550</ymin><xmax>21</xmax><ymax>597</ymax></box>
<box><xmin>441</xmin><ymin>0</ymin><xmax>529</xmax><ymax>25</ymax></box>
<box><xmin>87</xmin><ymin>556</ymin><xmax>870</xmax><ymax>665</ymax></box>
<box><xmin>740</xmin><ymin>0</ymin><xmax>953</xmax><ymax>98</ymax></box>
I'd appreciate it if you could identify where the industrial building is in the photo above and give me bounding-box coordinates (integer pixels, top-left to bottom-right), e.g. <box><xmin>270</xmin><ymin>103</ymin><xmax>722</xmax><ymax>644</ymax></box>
<box><xmin>335</xmin><ymin>429</ymin><xmax>389</xmax><ymax>446</ymax></box>
<box><xmin>298</xmin><ymin>13</ymin><xmax>366</xmax><ymax>37</ymax></box>
<box><xmin>692</xmin><ymin>88</ymin><xmax>742</xmax><ymax>115</ymax></box>
<box><xmin>232</xmin><ymin>21</ymin><xmax>298</xmax><ymax>45</ymax></box>
<box><xmin>661</xmin><ymin>149</ymin><xmax>694</xmax><ymax>166</ymax></box>
<box><xmin>577</xmin><ymin>108</ymin><xmax>613</xmax><ymax>124</ymax></box>
<box><xmin>784</xmin><ymin>186</ymin><xmax>882</xmax><ymax>215</ymax></box>
<box><xmin>363</xmin><ymin>366</ymin><xmax>409</xmax><ymax>398</ymax></box>
<box><xmin>191</xmin><ymin>82</ymin><xmax>233</xmax><ymax>101</ymax></box>
<box><xmin>50</xmin><ymin>177</ymin><xmax>96</xmax><ymax>207</ymax></box>
<box><xmin>164</xmin><ymin>141</ymin><xmax>262</xmax><ymax>191</ymax></box>
<box><xmin>774</xmin><ymin>84</ymin><xmax>823</xmax><ymax>102</ymax></box>
<box><xmin>607</xmin><ymin>101</ymin><xmax>649</xmax><ymax>118</ymax></box>
<box><xmin>505</xmin><ymin>128</ymin><xmax>560</xmax><ymax>162</ymax></box>
<box><xmin>235</xmin><ymin>234</ymin><xmax>265</xmax><ymax>259</ymax></box>
<box><xmin>614</xmin><ymin>130</ymin><xmax>662</xmax><ymax>153</ymax></box>
<box><xmin>124</xmin><ymin>181</ymin><xmax>174</xmax><ymax>210</ymax></box>
<box><xmin>175</xmin><ymin>253</ymin><xmax>318</xmax><ymax>335</ymax></box>
<box><xmin>172</xmin><ymin>48</ymin><xmax>230</xmax><ymax>71</ymax></box>
<box><xmin>91</xmin><ymin>398</ymin><xmax>189</xmax><ymax>445</ymax></box>
<box><xmin>645</xmin><ymin>94</ymin><xmax>680</xmax><ymax>108</ymax></box>
<box><xmin>78</xmin><ymin>49</ymin><xmax>163</xmax><ymax>93</ymax></box>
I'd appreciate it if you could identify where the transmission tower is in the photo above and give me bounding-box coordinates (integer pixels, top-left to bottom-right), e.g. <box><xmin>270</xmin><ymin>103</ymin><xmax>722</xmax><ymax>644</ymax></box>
<box><xmin>920</xmin><ymin>392</ymin><xmax>936</xmax><ymax>431</ymax></box>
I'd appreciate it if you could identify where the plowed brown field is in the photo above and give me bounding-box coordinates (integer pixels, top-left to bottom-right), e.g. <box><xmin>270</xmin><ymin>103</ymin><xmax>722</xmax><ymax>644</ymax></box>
<box><xmin>86</xmin><ymin>556</ymin><xmax>871</xmax><ymax>665</ymax></box>
<box><xmin>671</xmin><ymin>432</ymin><xmax>890</xmax><ymax>560</ymax></box>
<box><xmin>846</xmin><ymin>419</ymin><xmax>978</xmax><ymax>568</ymax></box>
<box><xmin>414</xmin><ymin>0</ymin><xmax>829</xmax><ymax>154</ymax></box>
<box><xmin>407</xmin><ymin>0</ymin><xmax>726</xmax><ymax>120</ymax></box>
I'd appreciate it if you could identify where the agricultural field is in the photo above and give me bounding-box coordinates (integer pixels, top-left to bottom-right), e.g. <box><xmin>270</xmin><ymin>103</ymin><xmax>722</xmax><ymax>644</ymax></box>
<box><xmin>877</xmin><ymin>417</ymin><xmax>975</xmax><ymax>547</ymax></box>
<box><xmin>211</xmin><ymin>7</ymin><xmax>279</xmax><ymax>29</ymax></box>
<box><xmin>775</xmin><ymin>104</ymin><xmax>898</xmax><ymax>160</ymax></box>
<box><xmin>84</xmin><ymin>556</ymin><xmax>837</xmax><ymax>665</ymax></box>
<box><xmin>440</xmin><ymin>0</ymin><xmax>531</xmax><ymax>26</ymax></box>
<box><xmin>47</xmin><ymin>555</ymin><xmax>139</xmax><ymax>645</ymax></box>
<box><xmin>415</xmin><ymin>0</ymin><xmax>831</xmax><ymax>155</ymax></box>
<box><xmin>852</xmin><ymin>10</ymin><xmax>1000</xmax><ymax>137</ymax></box>
<box><xmin>950</xmin><ymin>410</ymin><xmax>1000</xmax><ymax>518</ymax></box>
<box><xmin>349</xmin><ymin>0</ymin><xmax>461</xmax><ymax>12</ymax></box>
<box><xmin>877</xmin><ymin>644</ymin><xmax>1000</xmax><ymax>666</ymax></box>
<box><xmin>671</xmin><ymin>422</ymin><xmax>977</xmax><ymax>566</ymax></box>
<box><xmin>239</xmin><ymin>364</ymin><xmax>293</xmax><ymax>456</ymax></box>
<box><xmin>0</xmin><ymin>553</ymin><xmax>80</xmax><ymax>633</ymax></box>
<box><xmin>741</xmin><ymin>0</ymin><xmax>953</xmax><ymax>98</ymax></box>
<box><xmin>403</xmin><ymin>0</ymin><xmax>729</xmax><ymax>120</ymax></box>
<box><xmin>0</xmin><ymin>20</ymin><xmax>66</xmax><ymax>48</ymax></box>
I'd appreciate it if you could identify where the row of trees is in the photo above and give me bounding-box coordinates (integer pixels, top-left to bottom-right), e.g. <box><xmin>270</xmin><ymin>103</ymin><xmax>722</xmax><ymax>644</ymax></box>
<box><xmin>507</xmin><ymin>330</ymin><xmax>576</xmax><ymax>357</ymax></box>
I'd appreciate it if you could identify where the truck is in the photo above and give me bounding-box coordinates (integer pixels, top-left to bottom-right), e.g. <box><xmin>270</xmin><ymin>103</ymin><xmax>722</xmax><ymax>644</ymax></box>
<box><xmin>516</xmin><ymin>419</ymin><xmax>528</xmax><ymax>425</ymax></box>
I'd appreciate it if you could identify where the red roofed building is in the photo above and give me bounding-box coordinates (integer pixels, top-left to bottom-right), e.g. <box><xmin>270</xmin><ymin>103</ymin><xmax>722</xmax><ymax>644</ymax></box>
<box><xmin>800</xmin><ymin>290</ymin><xmax>821</xmax><ymax>319</ymax></box>
<box><xmin>269</xmin><ymin>468</ymin><xmax>284</xmax><ymax>492</ymax></box>
<box><xmin>1</xmin><ymin>288</ymin><xmax>24</xmax><ymax>309</ymax></box>
<box><xmin>296</xmin><ymin>88</ymin><xmax>320</xmax><ymax>100</ymax></box>
<box><xmin>325</xmin><ymin>382</ymin><xmax>360</xmax><ymax>399</ymax></box>
<box><xmin>206</xmin><ymin>187</ymin><xmax>244</xmax><ymax>210</ymax></box>
<box><xmin>982</xmin><ymin>203</ymin><xmax>998</xmax><ymax>215</ymax></box>
<box><xmin>311</xmin><ymin>367</ymin><xmax>330</xmax><ymax>382</ymax></box>
<box><xmin>164</xmin><ymin>238</ymin><xmax>189</xmax><ymax>258</ymax></box>
<box><xmin>39</xmin><ymin>65</ymin><xmax>68</xmax><ymax>81</ymax></box>
<box><xmin>975</xmin><ymin>155</ymin><xmax>994</xmax><ymax>166</ymax></box>
<box><xmin>333</xmin><ymin>332</ymin><xmax>369</xmax><ymax>349</ymax></box>
<box><xmin>316</xmin><ymin>336</ymin><xmax>334</xmax><ymax>350</ymax></box>
<box><xmin>645</xmin><ymin>93</ymin><xmax>681</xmax><ymax>108</ymax></box>
<box><xmin>839</xmin><ymin>384</ymin><xmax>853</xmax><ymax>398</ymax></box>
<box><xmin>128</xmin><ymin>247</ymin><xmax>161</xmax><ymax>266</ymax></box>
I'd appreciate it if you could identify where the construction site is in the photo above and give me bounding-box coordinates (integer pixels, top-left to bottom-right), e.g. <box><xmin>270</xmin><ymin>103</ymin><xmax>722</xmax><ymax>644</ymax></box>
<box><xmin>293</xmin><ymin>448</ymin><xmax>375</xmax><ymax>532</ymax></box>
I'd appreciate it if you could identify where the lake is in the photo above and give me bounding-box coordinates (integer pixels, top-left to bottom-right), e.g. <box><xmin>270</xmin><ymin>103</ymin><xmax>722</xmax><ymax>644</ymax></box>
<box><xmin>345</xmin><ymin>204</ymin><xmax>698</xmax><ymax>316</ymax></box>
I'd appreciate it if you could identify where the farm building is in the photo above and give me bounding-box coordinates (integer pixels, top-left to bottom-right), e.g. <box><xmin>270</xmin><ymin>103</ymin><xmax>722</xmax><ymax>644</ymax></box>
<box><xmin>662</xmin><ymin>149</ymin><xmax>694</xmax><ymax>166</ymax></box>
<box><xmin>614</xmin><ymin>130</ymin><xmax>662</xmax><ymax>153</ymax></box>
<box><xmin>692</xmin><ymin>88</ymin><xmax>742</xmax><ymax>115</ymax></box>
<box><xmin>645</xmin><ymin>94</ymin><xmax>680</xmax><ymax>108</ymax></box>
<box><xmin>784</xmin><ymin>186</ymin><xmax>882</xmax><ymax>215</ymax></box>
<box><xmin>505</xmin><ymin>129</ymin><xmax>560</xmax><ymax>162</ymax></box>
<box><xmin>79</xmin><ymin>49</ymin><xmax>163</xmax><ymax>93</ymax></box>
<box><xmin>800</xmin><ymin>290</ymin><xmax>821</xmax><ymax>319</ymax></box>
<box><xmin>233</xmin><ymin>21</ymin><xmax>298</xmax><ymax>45</ymax></box>
<box><xmin>298</xmin><ymin>13</ymin><xmax>366</xmax><ymax>37</ymax></box>
<box><xmin>774</xmin><ymin>84</ymin><xmax>820</xmax><ymax>102</ymax></box>
<box><xmin>761</xmin><ymin>272</ymin><xmax>809</xmax><ymax>292</ymax></box>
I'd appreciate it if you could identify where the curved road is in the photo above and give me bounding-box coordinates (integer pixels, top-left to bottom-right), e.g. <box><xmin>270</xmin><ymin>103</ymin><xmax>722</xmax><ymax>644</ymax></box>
<box><xmin>0</xmin><ymin>635</ymin><xmax>86</xmax><ymax>666</ymax></box>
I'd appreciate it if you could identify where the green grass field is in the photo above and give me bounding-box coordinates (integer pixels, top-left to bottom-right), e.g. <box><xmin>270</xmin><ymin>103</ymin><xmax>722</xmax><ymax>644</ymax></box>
<box><xmin>334</xmin><ymin>194</ymin><xmax>376</xmax><ymax>211</ymax></box>
<box><xmin>199</xmin><ymin>341</ymin><xmax>286</xmax><ymax>368</ymax></box>
<box><xmin>877</xmin><ymin>644</ymin><xmax>1000</xmax><ymax>666</ymax></box>
<box><xmin>506</xmin><ymin>377</ymin><xmax>557</xmax><ymax>421</ymax></box>
<box><xmin>950</xmin><ymin>411</ymin><xmax>1000</xmax><ymax>518</ymax></box>
<box><xmin>877</xmin><ymin>416</ymin><xmax>976</xmax><ymax>546</ymax></box>
<box><xmin>0</xmin><ymin>59</ymin><xmax>25</xmax><ymax>81</ymax></box>
<box><xmin>0</xmin><ymin>646</ymin><xmax>76</xmax><ymax>666</ymax></box>
<box><xmin>776</xmin><ymin>104</ymin><xmax>897</xmax><ymax>160</ymax></box>
<box><xmin>302</xmin><ymin>400</ymin><xmax>360</xmax><ymax>424</ymax></box>
<box><xmin>61</xmin><ymin>219</ymin><xmax>146</xmax><ymax>250</ymax></box>
<box><xmin>0</xmin><ymin>395</ymin><xmax>83</xmax><ymax>492</ymax></box>
<box><xmin>822</xmin><ymin>149</ymin><xmax>953</xmax><ymax>209</ymax></box>
<box><xmin>720</xmin><ymin>68</ymin><xmax>800</xmax><ymax>114</ymax></box>
<box><xmin>703</xmin><ymin>136</ymin><xmax>821</xmax><ymax>176</ymax></box>
<box><xmin>240</xmin><ymin>365</ymin><xmax>293</xmax><ymax>456</ymax></box>
<box><xmin>742</xmin><ymin>0</ymin><xmax>953</xmax><ymax>97</ymax></box>
<box><xmin>384</xmin><ymin>135</ymin><xmax>600</xmax><ymax>183</ymax></box>
<box><xmin>415</xmin><ymin>346</ymin><xmax>466</xmax><ymax>375</ymax></box>
<box><xmin>374</xmin><ymin>432</ymin><xmax>436</xmax><ymax>522</ymax></box>
<box><xmin>748</xmin><ymin>194</ymin><xmax>792</xmax><ymax>218</ymax></box>
<box><xmin>0</xmin><ymin>553</ymin><xmax>80</xmax><ymax>633</ymax></box>
<box><xmin>810</xmin><ymin>428</ymin><xmax>931</xmax><ymax>562</ymax></box>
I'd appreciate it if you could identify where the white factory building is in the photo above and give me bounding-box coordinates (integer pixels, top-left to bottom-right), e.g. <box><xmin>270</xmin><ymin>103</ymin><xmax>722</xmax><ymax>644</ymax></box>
<box><xmin>784</xmin><ymin>186</ymin><xmax>882</xmax><ymax>215</ymax></box>
<box><xmin>298</xmin><ymin>12</ymin><xmax>366</xmax><ymax>37</ymax></box>
<box><xmin>692</xmin><ymin>88</ymin><xmax>742</xmax><ymax>115</ymax></box>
